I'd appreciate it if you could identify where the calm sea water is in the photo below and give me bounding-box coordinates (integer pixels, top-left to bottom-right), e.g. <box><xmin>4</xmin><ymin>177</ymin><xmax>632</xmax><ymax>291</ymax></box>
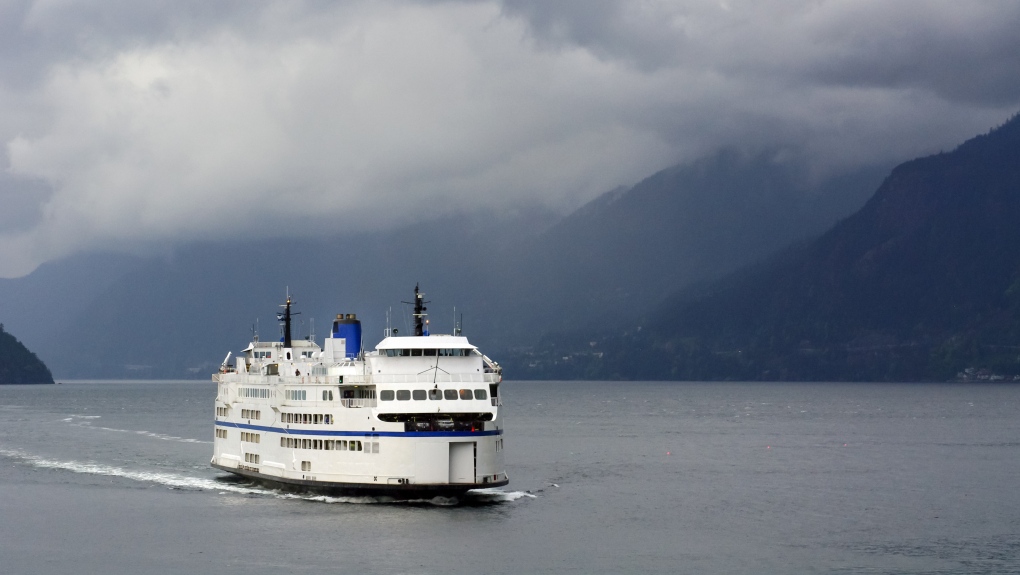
<box><xmin>2</xmin><ymin>380</ymin><xmax>1020</xmax><ymax>574</ymax></box>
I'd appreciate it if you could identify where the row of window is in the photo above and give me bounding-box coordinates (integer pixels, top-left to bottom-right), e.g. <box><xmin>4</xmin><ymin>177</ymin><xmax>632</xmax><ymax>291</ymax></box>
<box><xmin>215</xmin><ymin>429</ymin><xmax>228</xmax><ymax>439</ymax></box>
<box><xmin>244</xmin><ymin>453</ymin><xmax>260</xmax><ymax>464</ymax></box>
<box><xmin>495</xmin><ymin>438</ymin><xmax>504</xmax><ymax>452</ymax></box>
<box><xmin>216</xmin><ymin>407</ymin><xmax>228</xmax><ymax>417</ymax></box>
<box><xmin>241</xmin><ymin>409</ymin><xmax>261</xmax><ymax>420</ymax></box>
<box><xmin>380</xmin><ymin>388</ymin><xmax>488</xmax><ymax>402</ymax></box>
<box><xmin>281</xmin><ymin>412</ymin><xmax>333</xmax><ymax>424</ymax></box>
<box><xmin>253</xmin><ymin>351</ymin><xmax>272</xmax><ymax>359</ymax></box>
<box><xmin>241</xmin><ymin>432</ymin><xmax>261</xmax><ymax>443</ymax></box>
<box><xmin>383</xmin><ymin>348</ymin><xmax>474</xmax><ymax>357</ymax></box>
<box><xmin>280</xmin><ymin>437</ymin><xmax>376</xmax><ymax>452</ymax></box>
<box><xmin>240</xmin><ymin>386</ymin><xmax>437</xmax><ymax>404</ymax></box>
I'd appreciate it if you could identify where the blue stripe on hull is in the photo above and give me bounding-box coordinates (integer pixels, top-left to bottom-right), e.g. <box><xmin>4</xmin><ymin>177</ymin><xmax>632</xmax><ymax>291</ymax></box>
<box><xmin>216</xmin><ymin>420</ymin><xmax>502</xmax><ymax>438</ymax></box>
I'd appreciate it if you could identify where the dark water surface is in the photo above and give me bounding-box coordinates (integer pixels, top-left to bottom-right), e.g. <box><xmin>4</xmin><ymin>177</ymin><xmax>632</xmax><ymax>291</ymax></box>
<box><xmin>2</xmin><ymin>380</ymin><xmax>1020</xmax><ymax>574</ymax></box>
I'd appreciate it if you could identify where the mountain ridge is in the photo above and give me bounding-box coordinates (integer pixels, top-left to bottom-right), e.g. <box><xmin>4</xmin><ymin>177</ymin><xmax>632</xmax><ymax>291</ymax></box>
<box><xmin>512</xmin><ymin>113</ymin><xmax>1020</xmax><ymax>381</ymax></box>
<box><xmin>0</xmin><ymin>150</ymin><xmax>885</xmax><ymax>378</ymax></box>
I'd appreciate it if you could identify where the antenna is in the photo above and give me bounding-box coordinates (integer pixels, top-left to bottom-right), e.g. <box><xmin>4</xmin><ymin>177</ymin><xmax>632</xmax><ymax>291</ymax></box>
<box><xmin>401</xmin><ymin>283</ymin><xmax>430</xmax><ymax>336</ymax></box>
<box><xmin>276</xmin><ymin>293</ymin><xmax>300</xmax><ymax>348</ymax></box>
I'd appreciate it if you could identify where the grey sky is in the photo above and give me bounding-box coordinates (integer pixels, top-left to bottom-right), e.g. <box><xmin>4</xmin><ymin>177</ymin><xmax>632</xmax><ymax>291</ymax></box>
<box><xmin>1</xmin><ymin>0</ymin><xmax>1019</xmax><ymax>277</ymax></box>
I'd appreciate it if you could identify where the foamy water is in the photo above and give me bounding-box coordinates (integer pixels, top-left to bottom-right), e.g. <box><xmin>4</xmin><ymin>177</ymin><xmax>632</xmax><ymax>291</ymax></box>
<box><xmin>0</xmin><ymin>447</ymin><xmax>534</xmax><ymax>506</ymax></box>
<box><xmin>63</xmin><ymin>415</ymin><xmax>212</xmax><ymax>443</ymax></box>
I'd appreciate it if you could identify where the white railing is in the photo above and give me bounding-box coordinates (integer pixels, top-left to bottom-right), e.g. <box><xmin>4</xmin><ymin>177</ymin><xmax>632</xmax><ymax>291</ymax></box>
<box><xmin>368</xmin><ymin>373</ymin><xmax>500</xmax><ymax>385</ymax></box>
<box><xmin>214</xmin><ymin>371</ymin><xmax>498</xmax><ymax>386</ymax></box>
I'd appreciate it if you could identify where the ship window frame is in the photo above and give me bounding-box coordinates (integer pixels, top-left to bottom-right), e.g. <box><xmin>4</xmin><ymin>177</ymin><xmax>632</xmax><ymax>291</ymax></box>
<box><xmin>444</xmin><ymin>389</ymin><xmax>458</xmax><ymax>400</ymax></box>
<box><xmin>396</xmin><ymin>390</ymin><xmax>411</xmax><ymax>401</ymax></box>
<box><xmin>459</xmin><ymin>389</ymin><xmax>473</xmax><ymax>400</ymax></box>
<box><xmin>474</xmin><ymin>389</ymin><xmax>487</xmax><ymax>400</ymax></box>
<box><xmin>380</xmin><ymin>390</ymin><xmax>395</xmax><ymax>401</ymax></box>
<box><xmin>412</xmin><ymin>390</ymin><xmax>426</xmax><ymax>401</ymax></box>
<box><xmin>429</xmin><ymin>389</ymin><xmax>443</xmax><ymax>401</ymax></box>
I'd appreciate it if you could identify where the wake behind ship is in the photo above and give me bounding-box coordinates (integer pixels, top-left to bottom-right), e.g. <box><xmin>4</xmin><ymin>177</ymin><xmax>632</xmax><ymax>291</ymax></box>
<box><xmin>211</xmin><ymin>286</ymin><xmax>507</xmax><ymax>496</ymax></box>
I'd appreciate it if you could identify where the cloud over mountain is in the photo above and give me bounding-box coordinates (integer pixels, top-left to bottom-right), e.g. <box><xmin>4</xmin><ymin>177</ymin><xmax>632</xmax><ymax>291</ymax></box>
<box><xmin>2</xmin><ymin>0</ymin><xmax>1019</xmax><ymax>277</ymax></box>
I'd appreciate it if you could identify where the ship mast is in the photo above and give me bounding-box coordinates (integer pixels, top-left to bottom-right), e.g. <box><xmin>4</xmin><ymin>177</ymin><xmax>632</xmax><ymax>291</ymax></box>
<box><xmin>405</xmin><ymin>284</ymin><xmax>430</xmax><ymax>336</ymax></box>
<box><xmin>278</xmin><ymin>294</ymin><xmax>299</xmax><ymax>348</ymax></box>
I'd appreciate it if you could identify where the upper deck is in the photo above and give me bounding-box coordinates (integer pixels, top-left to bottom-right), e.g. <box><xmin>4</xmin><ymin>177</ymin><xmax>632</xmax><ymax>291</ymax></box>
<box><xmin>215</xmin><ymin>287</ymin><xmax>501</xmax><ymax>387</ymax></box>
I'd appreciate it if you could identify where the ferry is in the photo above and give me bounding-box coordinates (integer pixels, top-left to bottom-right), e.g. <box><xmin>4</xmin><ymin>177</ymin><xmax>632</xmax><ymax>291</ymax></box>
<box><xmin>211</xmin><ymin>285</ymin><xmax>507</xmax><ymax>496</ymax></box>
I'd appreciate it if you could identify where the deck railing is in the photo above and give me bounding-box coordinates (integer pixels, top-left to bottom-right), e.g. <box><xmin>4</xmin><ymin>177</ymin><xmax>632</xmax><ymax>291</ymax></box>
<box><xmin>213</xmin><ymin>371</ymin><xmax>499</xmax><ymax>387</ymax></box>
<box><xmin>340</xmin><ymin>398</ymin><xmax>377</xmax><ymax>408</ymax></box>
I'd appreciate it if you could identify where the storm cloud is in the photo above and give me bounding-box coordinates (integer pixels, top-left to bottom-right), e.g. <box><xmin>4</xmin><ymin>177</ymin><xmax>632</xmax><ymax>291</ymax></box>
<box><xmin>2</xmin><ymin>0</ymin><xmax>1019</xmax><ymax>277</ymax></box>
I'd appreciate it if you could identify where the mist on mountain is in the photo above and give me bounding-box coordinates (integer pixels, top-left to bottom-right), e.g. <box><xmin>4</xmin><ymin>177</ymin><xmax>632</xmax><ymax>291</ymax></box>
<box><xmin>518</xmin><ymin>114</ymin><xmax>1020</xmax><ymax>381</ymax></box>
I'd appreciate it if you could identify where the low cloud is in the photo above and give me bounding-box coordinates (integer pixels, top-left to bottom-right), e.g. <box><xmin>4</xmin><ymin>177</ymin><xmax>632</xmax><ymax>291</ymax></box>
<box><xmin>2</xmin><ymin>0</ymin><xmax>1019</xmax><ymax>277</ymax></box>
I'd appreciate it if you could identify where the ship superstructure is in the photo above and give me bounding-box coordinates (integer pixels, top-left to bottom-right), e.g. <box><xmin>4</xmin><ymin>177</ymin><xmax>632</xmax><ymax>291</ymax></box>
<box><xmin>211</xmin><ymin>286</ymin><xmax>507</xmax><ymax>495</ymax></box>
